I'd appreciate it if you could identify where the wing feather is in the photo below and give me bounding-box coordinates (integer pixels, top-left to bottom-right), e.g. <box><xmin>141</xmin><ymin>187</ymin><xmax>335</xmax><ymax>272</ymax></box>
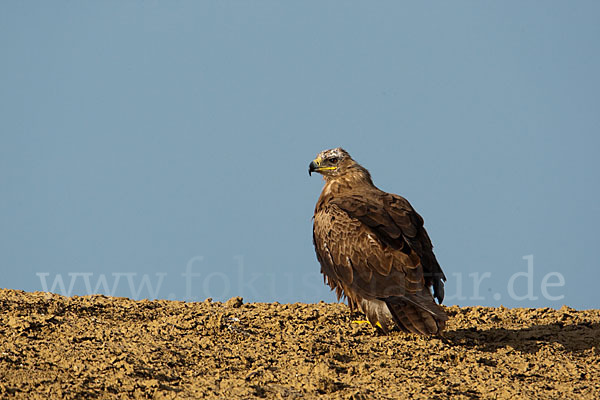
<box><xmin>313</xmin><ymin>195</ymin><xmax>447</xmax><ymax>335</ymax></box>
<box><xmin>329</xmin><ymin>191</ymin><xmax>446</xmax><ymax>303</ymax></box>
<box><xmin>314</xmin><ymin>204</ymin><xmax>412</xmax><ymax>299</ymax></box>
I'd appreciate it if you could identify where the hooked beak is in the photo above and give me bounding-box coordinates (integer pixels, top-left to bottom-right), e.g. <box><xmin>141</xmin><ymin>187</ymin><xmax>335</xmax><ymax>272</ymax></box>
<box><xmin>308</xmin><ymin>160</ymin><xmax>319</xmax><ymax>176</ymax></box>
<box><xmin>309</xmin><ymin>156</ymin><xmax>337</xmax><ymax>176</ymax></box>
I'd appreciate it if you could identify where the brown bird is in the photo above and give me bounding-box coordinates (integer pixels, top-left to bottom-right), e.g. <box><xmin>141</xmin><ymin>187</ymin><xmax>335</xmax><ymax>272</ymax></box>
<box><xmin>309</xmin><ymin>148</ymin><xmax>447</xmax><ymax>335</ymax></box>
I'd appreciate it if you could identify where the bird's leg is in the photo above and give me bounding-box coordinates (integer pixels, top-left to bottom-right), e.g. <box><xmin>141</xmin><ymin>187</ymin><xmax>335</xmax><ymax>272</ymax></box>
<box><xmin>351</xmin><ymin>319</ymin><xmax>383</xmax><ymax>329</ymax></box>
<box><xmin>349</xmin><ymin>309</ymin><xmax>383</xmax><ymax>329</ymax></box>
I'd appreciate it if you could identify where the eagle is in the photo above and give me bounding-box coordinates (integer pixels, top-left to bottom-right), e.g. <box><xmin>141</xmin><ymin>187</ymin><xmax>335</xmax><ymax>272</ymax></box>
<box><xmin>309</xmin><ymin>148</ymin><xmax>448</xmax><ymax>335</ymax></box>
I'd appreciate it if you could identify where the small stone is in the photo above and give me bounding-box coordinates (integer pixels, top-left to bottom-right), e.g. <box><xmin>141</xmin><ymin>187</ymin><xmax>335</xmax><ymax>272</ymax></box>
<box><xmin>225</xmin><ymin>296</ymin><xmax>243</xmax><ymax>308</ymax></box>
<box><xmin>199</xmin><ymin>337</ymin><xmax>213</xmax><ymax>349</ymax></box>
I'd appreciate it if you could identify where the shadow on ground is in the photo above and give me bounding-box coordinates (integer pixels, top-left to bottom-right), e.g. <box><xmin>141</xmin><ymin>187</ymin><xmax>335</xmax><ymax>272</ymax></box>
<box><xmin>446</xmin><ymin>321</ymin><xmax>600</xmax><ymax>353</ymax></box>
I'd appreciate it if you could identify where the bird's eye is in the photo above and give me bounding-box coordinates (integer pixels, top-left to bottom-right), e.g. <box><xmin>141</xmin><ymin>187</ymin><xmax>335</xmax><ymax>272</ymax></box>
<box><xmin>328</xmin><ymin>157</ymin><xmax>338</xmax><ymax>163</ymax></box>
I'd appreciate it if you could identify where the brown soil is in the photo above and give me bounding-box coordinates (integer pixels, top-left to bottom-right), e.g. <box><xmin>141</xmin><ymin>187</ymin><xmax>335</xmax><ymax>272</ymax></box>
<box><xmin>0</xmin><ymin>289</ymin><xmax>599</xmax><ymax>399</ymax></box>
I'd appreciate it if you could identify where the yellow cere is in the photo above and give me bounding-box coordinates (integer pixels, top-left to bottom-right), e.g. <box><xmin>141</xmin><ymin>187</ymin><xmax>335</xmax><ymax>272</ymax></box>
<box><xmin>312</xmin><ymin>157</ymin><xmax>336</xmax><ymax>171</ymax></box>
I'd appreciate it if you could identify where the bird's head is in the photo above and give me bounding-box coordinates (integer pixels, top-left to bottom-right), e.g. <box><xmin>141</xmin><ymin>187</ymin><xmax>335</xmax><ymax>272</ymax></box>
<box><xmin>309</xmin><ymin>147</ymin><xmax>372</xmax><ymax>185</ymax></box>
<box><xmin>308</xmin><ymin>148</ymin><xmax>351</xmax><ymax>178</ymax></box>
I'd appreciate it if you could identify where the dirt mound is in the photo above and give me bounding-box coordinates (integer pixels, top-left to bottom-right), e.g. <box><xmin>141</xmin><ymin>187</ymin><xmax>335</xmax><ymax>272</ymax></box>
<box><xmin>0</xmin><ymin>289</ymin><xmax>598</xmax><ymax>399</ymax></box>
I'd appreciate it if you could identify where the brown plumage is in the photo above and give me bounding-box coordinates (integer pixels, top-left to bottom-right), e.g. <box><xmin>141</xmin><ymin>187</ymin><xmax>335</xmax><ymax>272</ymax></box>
<box><xmin>309</xmin><ymin>148</ymin><xmax>448</xmax><ymax>335</ymax></box>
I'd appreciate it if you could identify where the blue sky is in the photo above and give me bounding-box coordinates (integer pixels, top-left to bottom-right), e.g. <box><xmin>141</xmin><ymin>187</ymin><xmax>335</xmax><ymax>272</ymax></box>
<box><xmin>1</xmin><ymin>1</ymin><xmax>599</xmax><ymax>308</ymax></box>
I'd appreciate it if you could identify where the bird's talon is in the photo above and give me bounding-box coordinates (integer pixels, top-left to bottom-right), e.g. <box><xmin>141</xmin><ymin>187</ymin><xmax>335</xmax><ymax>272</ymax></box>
<box><xmin>352</xmin><ymin>320</ymin><xmax>383</xmax><ymax>329</ymax></box>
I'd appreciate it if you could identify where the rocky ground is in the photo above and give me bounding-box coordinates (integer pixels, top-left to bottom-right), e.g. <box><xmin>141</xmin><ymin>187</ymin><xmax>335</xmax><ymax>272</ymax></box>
<box><xmin>0</xmin><ymin>288</ymin><xmax>599</xmax><ymax>399</ymax></box>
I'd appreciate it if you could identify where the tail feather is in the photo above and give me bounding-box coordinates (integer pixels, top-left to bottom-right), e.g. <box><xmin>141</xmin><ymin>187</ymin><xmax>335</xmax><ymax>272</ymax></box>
<box><xmin>386</xmin><ymin>294</ymin><xmax>447</xmax><ymax>335</ymax></box>
<box><xmin>359</xmin><ymin>293</ymin><xmax>447</xmax><ymax>335</ymax></box>
<box><xmin>393</xmin><ymin>305</ymin><xmax>426</xmax><ymax>335</ymax></box>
